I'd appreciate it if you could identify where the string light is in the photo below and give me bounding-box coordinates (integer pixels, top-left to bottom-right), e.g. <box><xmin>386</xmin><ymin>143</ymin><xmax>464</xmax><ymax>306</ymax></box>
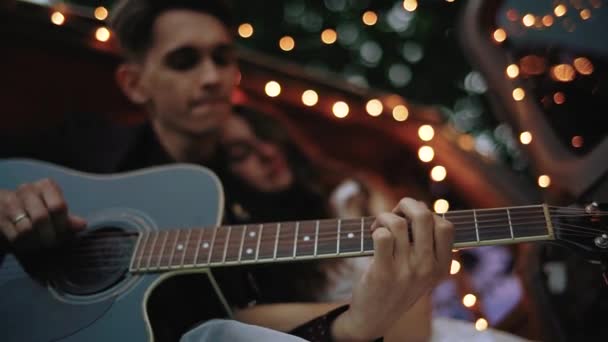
<box><xmin>457</xmin><ymin>134</ymin><xmax>475</xmax><ymax>151</ymax></box>
<box><xmin>321</xmin><ymin>29</ymin><xmax>338</xmax><ymax>44</ymax></box>
<box><xmin>551</xmin><ymin>64</ymin><xmax>576</xmax><ymax>82</ymax></box>
<box><xmin>431</xmin><ymin>165</ymin><xmax>447</xmax><ymax>182</ymax></box>
<box><xmin>418</xmin><ymin>125</ymin><xmax>435</xmax><ymax>141</ymax></box>
<box><xmin>554</xmin><ymin>4</ymin><xmax>567</xmax><ymax>17</ymax></box>
<box><xmin>463</xmin><ymin>294</ymin><xmax>477</xmax><ymax>307</ymax></box>
<box><xmin>573</xmin><ymin>57</ymin><xmax>593</xmax><ymax>75</ymax></box>
<box><xmin>94</xmin><ymin>6</ymin><xmax>108</xmax><ymax>21</ymax></box>
<box><xmin>512</xmin><ymin>88</ymin><xmax>525</xmax><ymax>101</ymax></box>
<box><xmin>392</xmin><ymin>105</ymin><xmax>409</xmax><ymax>121</ymax></box>
<box><xmin>332</xmin><ymin>101</ymin><xmax>349</xmax><ymax>118</ymax></box>
<box><xmin>95</xmin><ymin>27</ymin><xmax>111</xmax><ymax>42</ymax></box>
<box><xmin>366</xmin><ymin>99</ymin><xmax>383</xmax><ymax>116</ymax></box>
<box><xmin>506</xmin><ymin>64</ymin><xmax>519</xmax><ymax>78</ymax></box>
<box><xmin>519</xmin><ymin>131</ymin><xmax>533</xmax><ymax>145</ymax></box>
<box><xmin>279</xmin><ymin>36</ymin><xmax>295</xmax><ymax>51</ymax></box>
<box><xmin>433</xmin><ymin>199</ymin><xmax>449</xmax><ymax>214</ymax></box>
<box><xmin>403</xmin><ymin>0</ymin><xmax>418</xmax><ymax>12</ymax></box>
<box><xmin>580</xmin><ymin>9</ymin><xmax>591</xmax><ymax>20</ymax></box>
<box><xmin>493</xmin><ymin>28</ymin><xmax>507</xmax><ymax>43</ymax></box>
<box><xmin>301</xmin><ymin>90</ymin><xmax>318</xmax><ymax>106</ymax></box>
<box><xmin>553</xmin><ymin>92</ymin><xmax>566</xmax><ymax>104</ymax></box>
<box><xmin>265</xmin><ymin>81</ymin><xmax>281</xmax><ymax>97</ymax></box>
<box><xmin>506</xmin><ymin>9</ymin><xmax>518</xmax><ymax>21</ymax></box>
<box><xmin>450</xmin><ymin>260</ymin><xmax>461</xmax><ymax>275</ymax></box>
<box><xmin>475</xmin><ymin>318</ymin><xmax>488</xmax><ymax>331</ymax></box>
<box><xmin>238</xmin><ymin>23</ymin><xmax>254</xmax><ymax>38</ymax></box>
<box><xmin>538</xmin><ymin>175</ymin><xmax>551</xmax><ymax>188</ymax></box>
<box><xmin>522</xmin><ymin>14</ymin><xmax>535</xmax><ymax>27</ymax></box>
<box><xmin>572</xmin><ymin>136</ymin><xmax>584</xmax><ymax>148</ymax></box>
<box><xmin>418</xmin><ymin>146</ymin><xmax>435</xmax><ymax>162</ymax></box>
<box><xmin>51</xmin><ymin>11</ymin><xmax>65</xmax><ymax>25</ymax></box>
<box><xmin>362</xmin><ymin>11</ymin><xmax>378</xmax><ymax>26</ymax></box>
<box><xmin>542</xmin><ymin>15</ymin><xmax>554</xmax><ymax>27</ymax></box>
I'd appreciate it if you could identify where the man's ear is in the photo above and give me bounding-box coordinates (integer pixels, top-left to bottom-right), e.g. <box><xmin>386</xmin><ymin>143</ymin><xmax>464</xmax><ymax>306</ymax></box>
<box><xmin>115</xmin><ymin>63</ymin><xmax>148</xmax><ymax>105</ymax></box>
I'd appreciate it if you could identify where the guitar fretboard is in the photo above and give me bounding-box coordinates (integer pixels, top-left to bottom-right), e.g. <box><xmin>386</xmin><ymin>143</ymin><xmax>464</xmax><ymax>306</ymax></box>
<box><xmin>130</xmin><ymin>204</ymin><xmax>554</xmax><ymax>273</ymax></box>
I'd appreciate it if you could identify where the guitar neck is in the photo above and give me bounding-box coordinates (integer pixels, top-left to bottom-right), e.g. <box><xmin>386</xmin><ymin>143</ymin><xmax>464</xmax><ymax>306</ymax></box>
<box><xmin>129</xmin><ymin>204</ymin><xmax>554</xmax><ymax>273</ymax></box>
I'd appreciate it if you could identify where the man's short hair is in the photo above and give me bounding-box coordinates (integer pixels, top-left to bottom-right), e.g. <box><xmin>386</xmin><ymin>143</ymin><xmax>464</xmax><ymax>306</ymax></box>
<box><xmin>109</xmin><ymin>0</ymin><xmax>234</xmax><ymax>61</ymax></box>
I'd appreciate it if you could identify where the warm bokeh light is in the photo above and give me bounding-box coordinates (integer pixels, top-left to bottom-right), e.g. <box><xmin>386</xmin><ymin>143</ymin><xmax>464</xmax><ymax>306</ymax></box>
<box><xmin>553</xmin><ymin>92</ymin><xmax>566</xmax><ymax>104</ymax></box>
<box><xmin>434</xmin><ymin>199</ymin><xmax>449</xmax><ymax>214</ymax></box>
<box><xmin>392</xmin><ymin>105</ymin><xmax>409</xmax><ymax>121</ymax></box>
<box><xmin>542</xmin><ymin>15</ymin><xmax>554</xmax><ymax>26</ymax></box>
<box><xmin>362</xmin><ymin>11</ymin><xmax>378</xmax><ymax>26</ymax></box>
<box><xmin>403</xmin><ymin>0</ymin><xmax>418</xmax><ymax>12</ymax></box>
<box><xmin>94</xmin><ymin>6</ymin><xmax>108</xmax><ymax>21</ymax></box>
<box><xmin>573</xmin><ymin>57</ymin><xmax>594</xmax><ymax>75</ymax></box>
<box><xmin>493</xmin><ymin>28</ymin><xmax>507</xmax><ymax>43</ymax></box>
<box><xmin>538</xmin><ymin>175</ymin><xmax>551</xmax><ymax>188</ymax></box>
<box><xmin>238</xmin><ymin>23</ymin><xmax>254</xmax><ymax>38</ymax></box>
<box><xmin>506</xmin><ymin>9</ymin><xmax>519</xmax><ymax>21</ymax></box>
<box><xmin>572</xmin><ymin>136</ymin><xmax>584</xmax><ymax>148</ymax></box>
<box><xmin>520</xmin><ymin>55</ymin><xmax>546</xmax><ymax>75</ymax></box>
<box><xmin>321</xmin><ymin>29</ymin><xmax>337</xmax><ymax>44</ymax></box>
<box><xmin>431</xmin><ymin>166</ymin><xmax>447</xmax><ymax>182</ymax></box>
<box><xmin>95</xmin><ymin>27</ymin><xmax>111</xmax><ymax>42</ymax></box>
<box><xmin>366</xmin><ymin>99</ymin><xmax>383</xmax><ymax>116</ymax></box>
<box><xmin>51</xmin><ymin>11</ymin><xmax>65</xmax><ymax>25</ymax></box>
<box><xmin>418</xmin><ymin>146</ymin><xmax>435</xmax><ymax>163</ymax></box>
<box><xmin>265</xmin><ymin>81</ymin><xmax>281</xmax><ymax>97</ymax></box>
<box><xmin>506</xmin><ymin>64</ymin><xmax>520</xmax><ymax>78</ymax></box>
<box><xmin>551</xmin><ymin>64</ymin><xmax>576</xmax><ymax>82</ymax></box>
<box><xmin>512</xmin><ymin>88</ymin><xmax>525</xmax><ymax>101</ymax></box>
<box><xmin>332</xmin><ymin>101</ymin><xmax>350</xmax><ymax>118</ymax></box>
<box><xmin>554</xmin><ymin>5</ymin><xmax>567</xmax><ymax>17</ymax></box>
<box><xmin>475</xmin><ymin>318</ymin><xmax>488</xmax><ymax>331</ymax></box>
<box><xmin>457</xmin><ymin>134</ymin><xmax>475</xmax><ymax>151</ymax></box>
<box><xmin>418</xmin><ymin>125</ymin><xmax>435</xmax><ymax>141</ymax></box>
<box><xmin>463</xmin><ymin>294</ymin><xmax>477</xmax><ymax>308</ymax></box>
<box><xmin>522</xmin><ymin>14</ymin><xmax>535</xmax><ymax>27</ymax></box>
<box><xmin>302</xmin><ymin>90</ymin><xmax>318</xmax><ymax>106</ymax></box>
<box><xmin>519</xmin><ymin>131</ymin><xmax>533</xmax><ymax>145</ymax></box>
<box><xmin>279</xmin><ymin>36</ymin><xmax>295</xmax><ymax>51</ymax></box>
<box><xmin>450</xmin><ymin>260</ymin><xmax>461</xmax><ymax>275</ymax></box>
<box><xmin>580</xmin><ymin>9</ymin><xmax>591</xmax><ymax>20</ymax></box>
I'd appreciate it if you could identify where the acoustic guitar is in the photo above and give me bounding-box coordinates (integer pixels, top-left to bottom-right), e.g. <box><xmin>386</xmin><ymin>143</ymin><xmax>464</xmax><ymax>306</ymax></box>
<box><xmin>1</xmin><ymin>159</ymin><xmax>606</xmax><ymax>341</ymax></box>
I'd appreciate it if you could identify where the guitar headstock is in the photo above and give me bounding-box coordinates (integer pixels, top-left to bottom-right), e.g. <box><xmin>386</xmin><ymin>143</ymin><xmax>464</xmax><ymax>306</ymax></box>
<box><xmin>551</xmin><ymin>202</ymin><xmax>608</xmax><ymax>264</ymax></box>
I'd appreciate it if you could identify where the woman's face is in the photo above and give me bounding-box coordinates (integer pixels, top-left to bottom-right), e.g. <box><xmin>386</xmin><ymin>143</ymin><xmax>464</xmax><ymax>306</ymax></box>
<box><xmin>220</xmin><ymin>115</ymin><xmax>294</xmax><ymax>192</ymax></box>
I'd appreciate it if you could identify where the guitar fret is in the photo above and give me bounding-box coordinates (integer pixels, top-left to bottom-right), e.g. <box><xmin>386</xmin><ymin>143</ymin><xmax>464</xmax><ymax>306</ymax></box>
<box><xmin>222</xmin><ymin>226</ymin><xmax>232</xmax><ymax>263</ymax></box>
<box><xmin>180</xmin><ymin>228</ymin><xmax>192</xmax><ymax>267</ymax></box>
<box><xmin>255</xmin><ymin>224</ymin><xmax>262</xmax><ymax>260</ymax></box>
<box><xmin>193</xmin><ymin>229</ymin><xmax>206</xmax><ymax>266</ymax></box>
<box><xmin>507</xmin><ymin>208</ymin><xmax>514</xmax><ymax>239</ymax></box>
<box><xmin>314</xmin><ymin>220</ymin><xmax>319</xmax><ymax>257</ymax></box>
<box><xmin>156</xmin><ymin>231</ymin><xmax>170</xmax><ymax>268</ymax></box>
<box><xmin>168</xmin><ymin>229</ymin><xmax>181</xmax><ymax>268</ymax></box>
<box><xmin>207</xmin><ymin>227</ymin><xmax>218</xmax><ymax>264</ymax></box>
<box><xmin>133</xmin><ymin>232</ymin><xmax>149</xmax><ymax>270</ymax></box>
<box><xmin>293</xmin><ymin>222</ymin><xmax>300</xmax><ymax>258</ymax></box>
<box><xmin>238</xmin><ymin>225</ymin><xmax>247</xmax><ymax>262</ymax></box>
<box><xmin>145</xmin><ymin>232</ymin><xmax>159</xmax><ymax>270</ymax></box>
<box><xmin>473</xmin><ymin>209</ymin><xmax>480</xmax><ymax>243</ymax></box>
<box><xmin>273</xmin><ymin>223</ymin><xmax>280</xmax><ymax>259</ymax></box>
<box><xmin>336</xmin><ymin>219</ymin><xmax>341</xmax><ymax>254</ymax></box>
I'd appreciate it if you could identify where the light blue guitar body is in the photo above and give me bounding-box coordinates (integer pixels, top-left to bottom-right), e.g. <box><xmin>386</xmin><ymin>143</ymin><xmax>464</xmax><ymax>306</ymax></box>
<box><xmin>0</xmin><ymin>159</ymin><xmax>231</xmax><ymax>341</ymax></box>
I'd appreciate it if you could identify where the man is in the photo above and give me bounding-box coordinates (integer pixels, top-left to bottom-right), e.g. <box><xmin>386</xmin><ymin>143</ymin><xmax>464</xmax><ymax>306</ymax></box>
<box><xmin>0</xmin><ymin>1</ymin><xmax>454</xmax><ymax>341</ymax></box>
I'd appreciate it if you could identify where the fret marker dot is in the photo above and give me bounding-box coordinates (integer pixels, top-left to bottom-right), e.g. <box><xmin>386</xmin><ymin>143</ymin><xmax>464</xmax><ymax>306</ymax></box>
<box><xmin>347</xmin><ymin>233</ymin><xmax>355</xmax><ymax>239</ymax></box>
<box><xmin>176</xmin><ymin>244</ymin><xmax>184</xmax><ymax>251</ymax></box>
<box><xmin>303</xmin><ymin>236</ymin><xmax>310</xmax><ymax>241</ymax></box>
<box><xmin>202</xmin><ymin>242</ymin><xmax>210</xmax><ymax>249</ymax></box>
<box><xmin>246</xmin><ymin>248</ymin><xmax>253</xmax><ymax>254</ymax></box>
<box><xmin>249</xmin><ymin>231</ymin><xmax>256</xmax><ymax>238</ymax></box>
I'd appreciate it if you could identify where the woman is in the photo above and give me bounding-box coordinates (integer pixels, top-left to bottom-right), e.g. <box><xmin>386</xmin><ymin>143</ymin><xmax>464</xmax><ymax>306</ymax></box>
<box><xmin>216</xmin><ymin>106</ymin><xmax>433</xmax><ymax>341</ymax></box>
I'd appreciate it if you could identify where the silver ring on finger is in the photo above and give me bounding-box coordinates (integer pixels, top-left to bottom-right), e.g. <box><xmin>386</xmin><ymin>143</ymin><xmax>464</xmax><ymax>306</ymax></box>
<box><xmin>11</xmin><ymin>212</ymin><xmax>29</xmax><ymax>225</ymax></box>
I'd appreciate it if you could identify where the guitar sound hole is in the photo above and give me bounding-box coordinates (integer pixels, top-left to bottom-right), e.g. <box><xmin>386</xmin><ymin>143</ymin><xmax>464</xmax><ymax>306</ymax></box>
<box><xmin>51</xmin><ymin>227</ymin><xmax>137</xmax><ymax>296</ymax></box>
